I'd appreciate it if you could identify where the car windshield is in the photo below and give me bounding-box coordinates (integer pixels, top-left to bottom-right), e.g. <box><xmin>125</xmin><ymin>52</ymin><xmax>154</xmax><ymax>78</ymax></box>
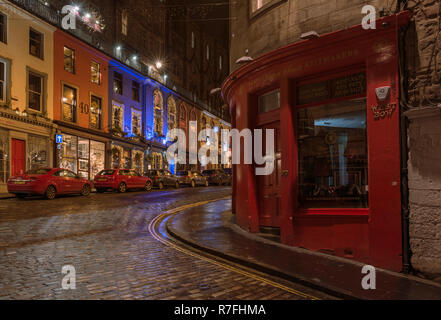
<box><xmin>202</xmin><ymin>170</ymin><xmax>216</xmax><ymax>176</ymax></box>
<box><xmin>98</xmin><ymin>170</ymin><xmax>115</xmax><ymax>176</ymax></box>
<box><xmin>26</xmin><ymin>169</ymin><xmax>51</xmax><ymax>175</ymax></box>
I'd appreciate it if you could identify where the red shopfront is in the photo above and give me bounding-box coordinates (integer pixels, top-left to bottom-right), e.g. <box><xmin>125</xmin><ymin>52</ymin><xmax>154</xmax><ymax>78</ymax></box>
<box><xmin>222</xmin><ymin>12</ymin><xmax>411</xmax><ymax>271</ymax></box>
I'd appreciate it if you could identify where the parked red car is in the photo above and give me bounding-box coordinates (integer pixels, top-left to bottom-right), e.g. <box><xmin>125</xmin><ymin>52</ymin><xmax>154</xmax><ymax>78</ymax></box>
<box><xmin>7</xmin><ymin>168</ymin><xmax>92</xmax><ymax>200</ymax></box>
<box><xmin>94</xmin><ymin>169</ymin><xmax>152</xmax><ymax>193</ymax></box>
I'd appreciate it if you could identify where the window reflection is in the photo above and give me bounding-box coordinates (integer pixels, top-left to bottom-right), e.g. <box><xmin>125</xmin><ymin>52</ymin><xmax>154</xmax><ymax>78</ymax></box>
<box><xmin>297</xmin><ymin>98</ymin><xmax>368</xmax><ymax>208</ymax></box>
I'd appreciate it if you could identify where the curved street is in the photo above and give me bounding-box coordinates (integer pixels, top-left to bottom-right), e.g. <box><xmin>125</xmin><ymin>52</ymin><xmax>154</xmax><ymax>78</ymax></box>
<box><xmin>0</xmin><ymin>187</ymin><xmax>334</xmax><ymax>300</ymax></box>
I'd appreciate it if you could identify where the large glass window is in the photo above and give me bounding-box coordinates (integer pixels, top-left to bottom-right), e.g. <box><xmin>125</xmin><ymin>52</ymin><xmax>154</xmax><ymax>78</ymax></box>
<box><xmin>29</xmin><ymin>28</ymin><xmax>44</xmax><ymax>59</ymax></box>
<box><xmin>153</xmin><ymin>89</ymin><xmax>163</xmax><ymax>136</ymax></box>
<box><xmin>64</xmin><ymin>47</ymin><xmax>75</xmax><ymax>73</ymax></box>
<box><xmin>27</xmin><ymin>72</ymin><xmax>43</xmax><ymax>112</ymax></box>
<box><xmin>78</xmin><ymin>138</ymin><xmax>90</xmax><ymax>179</ymax></box>
<box><xmin>112</xmin><ymin>104</ymin><xmax>123</xmax><ymax>131</ymax></box>
<box><xmin>168</xmin><ymin>97</ymin><xmax>177</xmax><ymax>131</ymax></box>
<box><xmin>0</xmin><ymin>12</ymin><xmax>7</xmax><ymax>44</ymax></box>
<box><xmin>132</xmin><ymin>81</ymin><xmax>140</xmax><ymax>102</ymax></box>
<box><xmin>60</xmin><ymin>134</ymin><xmax>78</xmax><ymax>173</ymax></box>
<box><xmin>90</xmin><ymin>141</ymin><xmax>105</xmax><ymax>178</ymax></box>
<box><xmin>28</xmin><ymin>135</ymin><xmax>49</xmax><ymax>169</ymax></box>
<box><xmin>297</xmin><ymin>98</ymin><xmax>368</xmax><ymax>208</ymax></box>
<box><xmin>90</xmin><ymin>95</ymin><xmax>102</xmax><ymax>129</ymax></box>
<box><xmin>132</xmin><ymin>110</ymin><xmax>141</xmax><ymax>136</ymax></box>
<box><xmin>62</xmin><ymin>84</ymin><xmax>77</xmax><ymax>122</ymax></box>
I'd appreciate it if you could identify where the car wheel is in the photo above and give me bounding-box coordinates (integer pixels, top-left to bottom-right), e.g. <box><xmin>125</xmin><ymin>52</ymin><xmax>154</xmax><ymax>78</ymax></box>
<box><xmin>15</xmin><ymin>194</ymin><xmax>26</xmax><ymax>199</ymax></box>
<box><xmin>175</xmin><ymin>181</ymin><xmax>180</xmax><ymax>189</ymax></box>
<box><xmin>191</xmin><ymin>180</ymin><xmax>196</xmax><ymax>188</ymax></box>
<box><xmin>145</xmin><ymin>181</ymin><xmax>152</xmax><ymax>192</ymax></box>
<box><xmin>96</xmin><ymin>188</ymin><xmax>105</xmax><ymax>193</ymax></box>
<box><xmin>45</xmin><ymin>185</ymin><xmax>56</xmax><ymax>200</ymax></box>
<box><xmin>118</xmin><ymin>182</ymin><xmax>127</xmax><ymax>193</ymax></box>
<box><xmin>205</xmin><ymin>180</ymin><xmax>209</xmax><ymax>187</ymax></box>
<box><xmin>81</xmin><ymin>184</ymin><xmax>91</xmax><ymax>196</ymax></box>
<box><xmin>158</xmin><ymin>181</ymin><xmax>164</xmax><ymax>190</ymax></box>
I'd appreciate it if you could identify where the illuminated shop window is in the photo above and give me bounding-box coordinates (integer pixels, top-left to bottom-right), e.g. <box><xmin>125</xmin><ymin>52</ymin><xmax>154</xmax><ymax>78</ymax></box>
<box><xmin>64</xmin><ymin>47</ymin><xmax>75</xmax><ymax>73</ymax></box>
<box><xmin>112</xmin><ymin>104</ymin><xmax>123</xmax><ymax>131</ymax></box>
<box><xmin>297</xmin><ymin>98</ymin><xmax>368</xmax><ymax>208</ymax></box>
<box><xmin>132</xmin><ymin>110</ymin><xmax>141</xmax><ymax>136</ymax></box>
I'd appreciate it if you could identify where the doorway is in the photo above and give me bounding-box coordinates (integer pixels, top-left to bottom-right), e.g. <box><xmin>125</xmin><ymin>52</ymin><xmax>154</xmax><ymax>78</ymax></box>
<box><xmin>11</xmin><ymin>139</ymin><xmax>26</xmax><ymax>176</ymax></box>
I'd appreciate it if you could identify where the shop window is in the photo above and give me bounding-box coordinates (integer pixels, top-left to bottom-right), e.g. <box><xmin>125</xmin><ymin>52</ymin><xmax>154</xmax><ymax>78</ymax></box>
<box><xmin>133</xmin><ymin>151</ymin><xmax>144</xmax><ymax>173</ymax></box>
<box><xmin>27</xmin><ymin>71</ymin><xmax>43</xmax><ymax>112</ymax></box>
<box><xmin>0</xmin><ymin>128</ymin><xmax>9</xmax><ymax>183</ymax></box>
<box><xmin>62</xmin><ymin>84</ymin><xmax>77</xmax><ymax>122</ymax></box>
<box><xmin>29</xmin><ymin>28</ymin><xmax>44</xmax><ymax>60</ymax></box>
<box><xmin>91</xmin><ymin>61</ymin><xmax>101</xmax><ymax>85</ymax></box>
<box><xmin>112</xmin><ymin>104</ymin><xmax>123</xmax><ymax>131</ymax></box>
<box><xmin>123</xmin><ymin>149</ymin><xmax>131</xmax><ymax>169</ymax></box>
<box><xmin>168</xmin><ymin>97</ymin><xmax>177</xmax><ymax>131</ymax></box>
<box><xmin>0</xmin><ymin>12</ymin><xmax>7</xmax><ymax>44</ymax></box>
<box><xmin>153</xmin><ymin>89</ymin><xmax>164</xmax><ymax>136</ymax></box>
<box><xmin>78</xmin><ymin>138</ymin><xmax>90</xmax><ymax>179</ymax></box>
<box><xmin>153</xmin><ymin>152</ymin><xmax>163</xmax><ymax>170</ymax></box>
<box><xmin>64</xmin><ymin>47</ymin><xmax>75</xmax><ymax>73</ymax></box>
<box><xmin>113</xmin><ymin>72</ymin><xmax>123</xmax><ymax>95</ymax></box>
<box><xmin>0</xmin><ymin>60</ymin><xmax>6</xmax><ymax>103</ymax></box>
<box><xmin>297</xmin><ymin>98</ymin><xmax>368</xmax><ymax>208</ymax></box>
<box><xmin>90</xmin><ymin>141</ymin><xmax>105</xmax><ymax>178</ymax></box>
<box><xmin>60</xmin><ymin>134</ymin><xmax>78</xmax><ymax>173</ymax></box>
<box><xmin>132</xmin><ymin>81</ymin><xmax>140</xmax><ymax>102</ymax></box>
<box><xmin>90</xmin><ymin>95</ymin><xmax>102</xmax><ymax>129</ymax></box>
<box><xmin>258</xmin><ymin>90</ymin><xmax>280</xmax><ymax>114</ymax></box>
<box><xmin>132</xmin><ymin>110</ymin><xmax>141</xmax><ymax>136</ymax></box>
<box><xmin>28</xmin><ymin>135</ymin><xmax>49</xmax><ymax>170</ymax></box>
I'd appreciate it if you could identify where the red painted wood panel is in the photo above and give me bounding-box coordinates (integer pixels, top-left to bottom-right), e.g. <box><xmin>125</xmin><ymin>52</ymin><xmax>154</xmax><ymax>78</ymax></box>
<box><xmin>11</xmin><ymin>139</ymin><xmax>25</xmax><ymax>176</ymax></box>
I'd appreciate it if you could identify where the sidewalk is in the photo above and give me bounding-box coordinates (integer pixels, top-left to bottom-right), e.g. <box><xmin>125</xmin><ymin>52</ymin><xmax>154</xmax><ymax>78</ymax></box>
<box><xmin>166</xmin><ymin>198</ymin><xmax>441</xmax><ymax>300</ymax></box>
<box><xmin>0</xmin><ymin>193</ymin><xmax>14</xmax><ymax>199</ymax></box>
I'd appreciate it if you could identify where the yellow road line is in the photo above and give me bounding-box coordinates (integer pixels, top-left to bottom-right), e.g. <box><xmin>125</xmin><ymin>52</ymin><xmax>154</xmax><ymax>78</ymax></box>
<box><xmin>148</xmin><ymin>198</ymin><xmax>321</xmax><ymax>300</ymax></box>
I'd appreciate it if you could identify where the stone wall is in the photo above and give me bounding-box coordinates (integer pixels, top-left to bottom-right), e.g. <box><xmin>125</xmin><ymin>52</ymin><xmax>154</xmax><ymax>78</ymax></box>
<box><xmin>405</xmin><ymin>0</ymin><xmax>441</xmax><ymax>278</ymax></box>
<box><xmin>230</xmin><ymin>0</ymin><xmax>396</xmax><ymax>71</ymax></box>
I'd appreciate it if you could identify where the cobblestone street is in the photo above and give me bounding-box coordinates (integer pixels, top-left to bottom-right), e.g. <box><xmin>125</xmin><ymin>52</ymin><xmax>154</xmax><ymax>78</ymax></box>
<box><xmin>0</xmin><ymin>187</ymin><xmax>332</xmax><ymax>300</ymax></box>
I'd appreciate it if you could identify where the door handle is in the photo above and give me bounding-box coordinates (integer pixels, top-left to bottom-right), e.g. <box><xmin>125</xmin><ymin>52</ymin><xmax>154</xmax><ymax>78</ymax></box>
<box><xmin>282</xmin><ymin>170</ymin><xmax>288</xmax><ymax>177</ymax></box>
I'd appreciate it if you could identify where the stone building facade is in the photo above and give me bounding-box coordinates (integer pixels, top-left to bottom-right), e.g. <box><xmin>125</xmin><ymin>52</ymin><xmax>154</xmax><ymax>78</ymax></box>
<box><xmin>402</xmin><ymin>0</ymin><xmax>441</xmax><ymax>278</ymax></box>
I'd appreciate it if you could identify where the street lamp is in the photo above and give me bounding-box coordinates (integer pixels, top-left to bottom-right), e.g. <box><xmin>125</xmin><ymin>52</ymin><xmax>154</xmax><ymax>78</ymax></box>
<box><xmin>156</xmin><ymin>61</ymin><xmax>162</xmax><ymax>69</ymax></box>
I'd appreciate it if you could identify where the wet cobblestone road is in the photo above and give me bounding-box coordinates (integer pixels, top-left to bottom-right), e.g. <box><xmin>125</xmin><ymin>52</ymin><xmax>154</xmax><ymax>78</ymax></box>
<box><xmin>0</xmin><ymin>187</ymin><xmax>332</xmax><ymax>300</ymax></box>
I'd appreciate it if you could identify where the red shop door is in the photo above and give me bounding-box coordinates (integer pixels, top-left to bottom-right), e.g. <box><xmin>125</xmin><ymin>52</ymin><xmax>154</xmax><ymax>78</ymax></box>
<box><xmin>257</xmin><ymin>121</ymin><xmax>282</xmax><ymax>228</ymax></box>
<box><xmin>11</xmin><ymin>139</ymin><xmax>26</xmax><ymax>176</ymax></box>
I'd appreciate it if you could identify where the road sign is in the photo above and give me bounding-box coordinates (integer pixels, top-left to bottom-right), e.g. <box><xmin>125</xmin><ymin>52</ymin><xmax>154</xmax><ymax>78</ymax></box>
<box><xmin>56</xmin><ymin>134</ymin><xmax>63</xmax><ymax>144</ymax></box>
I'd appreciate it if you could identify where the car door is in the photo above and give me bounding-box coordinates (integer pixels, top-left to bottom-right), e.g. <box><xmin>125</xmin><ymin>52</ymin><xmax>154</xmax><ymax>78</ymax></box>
<box><xmin>132</xmin><ymin>171</ymin><xmax>143</xmax><ymax>188</ymax></box>
<box><xmin>51</xmin><ymin>170</ymin><xmax>67</xmax><ymax>193</ymax></box>
<box><xmin>67</xmin><ymin>170</ymin><xmax>84</xmax><ymax>193</ymax></box>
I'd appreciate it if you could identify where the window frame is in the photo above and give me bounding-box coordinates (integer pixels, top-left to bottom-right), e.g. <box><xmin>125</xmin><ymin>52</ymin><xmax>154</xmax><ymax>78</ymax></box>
<box><xmin>249</xmin><ymin>0</ymin><xmax>287</xmax><ymax>19</ymax></box>
<box><xmin>62</xmin><ymin>83</ymin><xmax>78</xmax><ymax>123</ymax></box>
<box><xmin>0</xmin><ymin>11</ymin><xmax>7</xmax><ymax>44</ymax></box>
<box><xmin>91</xmin><ymin>60</ymin><xmax>101</xmax><ymax>85</ymax></box>
<box><xmin>29</xmin><ymin>28</ymin><xmax>44</xmax><ymax>60</ymax></box>
<box><xmin>63</xmin><ymin>46</ymin><xmax>75</xmax><ymax>74</ymax></box>
<box><xmin>132</xmin><ymin>80</ymin><xmax>140</xmax><ymax>102</ymax></box>
<box><xmin>113</xmin><ymin>72</ymin><xmax>123</xmax><ymax>95</ymax></box>
<box><xmin>26</xmin><ymin>70</ymin><xmax>45</xmax><ymax>114</ymax></box>
<box><xmin>0</xmin><ymin>59</ymin><xmax>7</xmax><ymax>104</ymax></box>
<box><xmin>89</xmin><ymin>94</ymin><xmax>103</xmax><ymax>130</ymax></box>
<box><xmin>112</xmin><ymin>101</ymin><xmax>124</xmax><ymax>131</ymax></box>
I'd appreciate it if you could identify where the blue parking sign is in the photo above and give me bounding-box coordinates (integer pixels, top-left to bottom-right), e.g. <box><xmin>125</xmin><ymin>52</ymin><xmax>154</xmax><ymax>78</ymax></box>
<box><xmin>56</xmin><ymin>134</ymin><xmax>63</xmax><ymax>144</ymax></box>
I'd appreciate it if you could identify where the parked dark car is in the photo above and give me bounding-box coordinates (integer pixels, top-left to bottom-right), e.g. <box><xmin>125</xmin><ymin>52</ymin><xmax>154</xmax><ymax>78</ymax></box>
<box><xmin>94</xmin><ymin>169</ymin><xmax>152</xmax><ymax>193</ymax></box>
<box><xmin>7</xmin><ymin>168</ymin><xmax>92</xmax><ymax>200</ymax></box>
<box><xmin>223</xmin><ymin>168</ymin><xmax>232</xmax><ymax>186</ymax></box>
<box><xmin>177</xmin><ymin>170</ymin><xmax>209</xmax><ymax>188</ymax></box>
<box><xmin>144</xmin><ymin>169</ymin><xmax>180</xmax><ymax>189</ymax></box>
<box><xmin>202</xmin><ymin>169</ymin><xmax>230</xmax><ymax>186</ymax></box>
